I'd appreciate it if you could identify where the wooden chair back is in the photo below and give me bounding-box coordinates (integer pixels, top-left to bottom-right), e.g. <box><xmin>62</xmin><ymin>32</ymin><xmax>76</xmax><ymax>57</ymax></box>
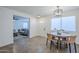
<box><xmin>47</xmin><ymin>34</ymin><xmax>55</xmax><ymax>40</ymax></box>
<box><xmin>67</xmin><ymin>36</ymin><xmax>76</xmax><ymax>44</ymax></box>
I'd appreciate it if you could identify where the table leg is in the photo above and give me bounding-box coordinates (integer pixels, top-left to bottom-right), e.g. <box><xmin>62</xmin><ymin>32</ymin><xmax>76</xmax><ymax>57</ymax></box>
<box><xmin>60</xmin><ymin>40</ymin><xmax>61</xmax><ymax>49</ymax></box>
<box><xmin>74</xmin><ymin>43</ymin><xmax>77</xmax><ymax>53</ymax></box>
<box><xmin>50</xmin><ymin>40</ymin><xmax>52</xmax><ymax>50</ymax></box>
<box><xmin>69</xmin><ymin>43</ymin><xmax>71</xmax><ymax>53</ymax></box>
<box><xmin>57</xmin><ymin>40</ymin><xmax>58</xmax><ymax>49</ymax></box>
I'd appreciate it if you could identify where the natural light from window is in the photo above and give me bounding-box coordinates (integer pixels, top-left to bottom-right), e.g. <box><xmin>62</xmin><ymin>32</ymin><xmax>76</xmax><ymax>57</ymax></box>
<box><xmin>51</xmin><ymin>16</ymin><xmax>76</xmax><ymax>32</ymax></box>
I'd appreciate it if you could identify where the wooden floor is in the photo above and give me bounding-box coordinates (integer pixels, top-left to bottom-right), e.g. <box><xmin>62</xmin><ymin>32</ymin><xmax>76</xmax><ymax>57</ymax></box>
<box><xmin>0</xmin><ymin>36</ymin><xmax>79</xmax><ymax>53</ymax></box>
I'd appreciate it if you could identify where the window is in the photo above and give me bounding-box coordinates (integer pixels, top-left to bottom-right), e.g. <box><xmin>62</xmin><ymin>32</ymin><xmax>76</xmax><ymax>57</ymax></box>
<box><xmin>51</xmin><ymin>16</ymin><xmax>76</xmax><ymax>32</ymax></box>
<box><xmin>23</xmin><ymin>22</ymin><xmax>28</xmax><ymax>29</ymax></box>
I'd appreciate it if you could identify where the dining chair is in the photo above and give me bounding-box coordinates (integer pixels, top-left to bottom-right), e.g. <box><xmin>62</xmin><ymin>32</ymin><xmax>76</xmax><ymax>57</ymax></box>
<box><xmin>66</xmin><ymin>36</ymin><xmax>77</xmax><ymax>53</ymax></box>
<box><xmin>46</xmin><ymin>34</ymin><xmax>57</xmax><ymax>49</ymax></box>
<box><xmin>60</xmin><ymin>37</ymin><xmax>68</xmax><ymax>49</ymax></box>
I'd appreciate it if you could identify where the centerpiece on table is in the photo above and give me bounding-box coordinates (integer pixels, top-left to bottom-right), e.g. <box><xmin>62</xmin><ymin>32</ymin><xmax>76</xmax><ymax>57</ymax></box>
<box><xmin>57</xmin><ymin>29</ymin><xmax>64</xmax><ymax>35</ymax></box>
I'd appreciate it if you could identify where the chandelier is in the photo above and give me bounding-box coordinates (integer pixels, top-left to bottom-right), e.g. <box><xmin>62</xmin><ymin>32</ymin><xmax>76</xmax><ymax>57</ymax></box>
<box><xmin>53</xmin><ymin>6</ymin><xmax>63</xmax><ymax>17</ymax></box>
<box><xmin>53</xmin><ymin>6</ymin><xmax>64</xmax><ymax>34</ymax></box>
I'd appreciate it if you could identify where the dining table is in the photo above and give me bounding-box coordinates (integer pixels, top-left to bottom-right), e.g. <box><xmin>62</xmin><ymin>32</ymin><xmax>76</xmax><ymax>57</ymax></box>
<box><xmin>48</xmin><ymin>31</ymin><xmax>77</xmax><ymax>51</ymax></box>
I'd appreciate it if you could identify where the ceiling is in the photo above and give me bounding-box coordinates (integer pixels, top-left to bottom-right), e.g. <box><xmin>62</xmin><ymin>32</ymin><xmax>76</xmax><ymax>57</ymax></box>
<box><xmin>4</xmin><ymin>6</ymin><xmax>79</xmax><ymax>17</ymax></box>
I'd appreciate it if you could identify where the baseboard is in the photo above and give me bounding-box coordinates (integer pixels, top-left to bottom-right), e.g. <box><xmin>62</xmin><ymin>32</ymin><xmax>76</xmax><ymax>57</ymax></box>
<box><xmin>29</xmin><ymin>35</ymin><xmax>46</xmax><ymax>39</ymax></box>
<box><xmin>0</xmin><ymin>43</ymin><xmax>13</xmax><ymax>48</ymax></box>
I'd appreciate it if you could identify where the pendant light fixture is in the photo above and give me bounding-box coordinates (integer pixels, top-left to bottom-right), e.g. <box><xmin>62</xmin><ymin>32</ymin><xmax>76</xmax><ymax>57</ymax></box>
<box><xmin>53</xmin><ymin>6</ymin><xmax>64</xmax><ymax>34</ymax></box>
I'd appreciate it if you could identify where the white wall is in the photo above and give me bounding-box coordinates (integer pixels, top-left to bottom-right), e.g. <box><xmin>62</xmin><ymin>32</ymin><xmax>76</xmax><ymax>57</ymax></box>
<box><xmin>0</xmin><ymin>7</ymin><xmax>13</xmax><ymax>47</ymax></box>
<box><xmin>36</xmin><ymin>17</ymin><xmax>51</xmax><ymax>37</ymax></box>
<box><xmin>0</xmin><ymin>7</ymin><xmax>37</xmax><ymax>47</ymax></box>
<box><xmin>30</xmin><ymin>17</ymin><xmax>37</xmax><ymax>38</ymax></box>
<box><xmin>36</xmin><ymin>9</ymin><xmax>79</xmax><ymax>44</ymax></box>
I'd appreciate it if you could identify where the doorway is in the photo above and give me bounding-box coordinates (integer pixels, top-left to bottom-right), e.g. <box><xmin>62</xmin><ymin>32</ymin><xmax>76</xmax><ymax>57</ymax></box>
<box><xmin>13</xmin><ymin>15</ymin><xmax>30</xmax><ymax>40</ymax></box>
